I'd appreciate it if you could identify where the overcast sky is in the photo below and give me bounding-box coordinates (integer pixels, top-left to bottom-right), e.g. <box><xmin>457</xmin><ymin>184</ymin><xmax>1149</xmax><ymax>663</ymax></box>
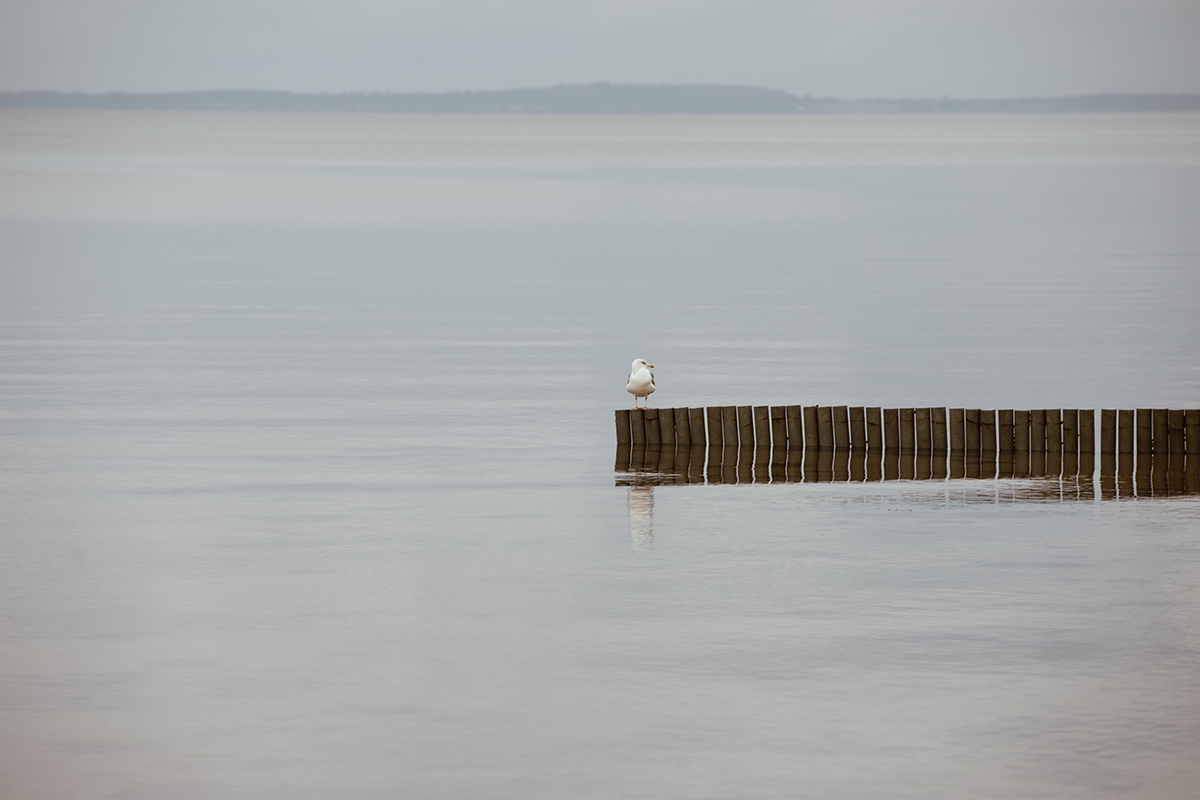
<box><xmin>2</xmin><ymin>0</ymin><xmax>1198</xmax><ymax>98</ymax></box>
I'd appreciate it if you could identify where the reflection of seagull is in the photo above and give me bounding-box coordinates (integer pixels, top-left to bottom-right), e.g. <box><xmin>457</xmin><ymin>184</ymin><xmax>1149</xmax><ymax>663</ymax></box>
<box><xmin>628</xmin><ymin>486</ymin><xmax>654</xmax><ymax>551</ymax></box>
<box><xmin>626</xmin><ymin>358</ymin><xmax>655</xmax><ymax>409</ymax></box>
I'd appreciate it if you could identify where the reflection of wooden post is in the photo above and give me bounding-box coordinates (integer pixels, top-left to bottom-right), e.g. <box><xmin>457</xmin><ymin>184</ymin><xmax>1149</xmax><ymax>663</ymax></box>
<box><xmin>931</xmin><ymin>408</ymin><xmax>947</xmax><ymax>453</ymax></box>
<box><xmin>803</xmin><ymin>406</ymin><xmax>820</xmax><ymax>449</ymax></box>
<box><xmin>1153</xmin><ymin>409</ymin><xmax>1169</xmax><ymax>454</ymax></box>
<box><xmin>770</xmin><ymin>406</ymin><xmax>788</xmax><ymax>449</ymax></box>
<box><xmin>1100</xmin><ymin>409</ymin><xmax>1116</xmax><ymax>453</ymax></box>
<box><xmin>615</xmin><ymin>409</ymin><xmax>631</xmax><ymax>445</ymax></box>
<box><xmin>1136</xmin><ymin>409</ymin><xmax>1152</xmax><ymax>454</ymax></box>
<box><xmin>786</xmin><ymin>406</ymin><xmax>804</xmax><ymax>450</ymax></box>
<box><xmin>615</xmin><ymin>444</ymin><xmax>631</xmax><ymax>472</ymax></box>
<box><xmin>979</xmin><ymin>410</ymin><xmax>996</xmax><ymax>454</ymax></box>
<box><xmin>965</xmin><ymin>409</ymin><xmax>980</xmax><ymax>452</ymax></box>
<box><xmin>1168</xmin><ymin>410</ymin><xmax>1185</xmax><ymax>454</ymax></box>
<box><xmin>722</xmin><ymin>406</ymin><xmax>738</xmax><ymax>447</ymax></box>
<box><xmin>1030</xmin><ymin>409</ymin><xmax>1045</xmax><ymax>453</ymax></box>
<box><xmin>849</xmin><ymin>407</ymin><xmax>866</xmax><ymax>449</ymax></box>
<box><xmin>631</xmin><ymin>409</ymin><xmax>647</xmax><ymax>445</ymax></box>
<box><xmin>833</xmin><ymin>406</ymin><xmax>850</xmax><ymax>449</ymax></box>
<box><xmin>914</xmin><ymin>408</ymin><xmax>932</xmax><ymax>450</ymax></box>
<box><xmin>689</xmin><ymin>408</ymin><xmax>707</xmax><ymax>446</ymax></box>
<box><xmin>899</xmin><ymin>408</ymin><xmax>915</xmax><ymax>450</ymax></box>
<box><xmin>817</xmin><ymin>406</ymin><xmax>834</xmax><ymax>449</ymax></box>
<box><xmin>998</xmin><ymin>410</ymin><xmax>1014</xmax><ymax>453</ymax></box>
<box><xmin>1187</xmin><ymin>410</ymin><xmax>1200</xmax><ymax>455</ymax></box>
<box><xmin>1013</xmin><ymin>410</ymin><xmax>1029</xmax><ymax>452</ymax></box>
<box><xmin>866</xmin><ymin>407</ymin><xmax>883</xmax><ymax>451</ymax></box>
<box><xmin>883</xmin><ymin>408</ymin><xmax>900</xmax><ymax>451</ymax></box>
<box><xmin>754</xmin><ymin>406</ymin><xmax>772</xmax><ymax>448</ymax></box>
<box><xmin>674</xmin><ymin>408</ymin><xmax>691</xmax><ymax>446</ymax></box>
<box><xmin>1118</xmin><ymin>409</ymin><xmax>1134</xmax><ymax>454</ymax></box>
<box><xmin>645</xmin><ymin>408</ymin><xmax>661</xmax><ymax>445</ymax></box>
<box><xmin>949</xmin><ymin>408</ymin><xmax>965</xmax><ymax>451</ymax></box>
<box><xmin>1061</xmin><ymin>409</ymin><xmax>1078</xmax><ymax>453</ymax></box>
<box><xmin>1045</xmin><ymin>409</ymin><xmax>1062</xmax><ymax>452</ymax></box>
<box><xmin>1079</xmin><ymin>409</ymin><xmax>1095</xmax><ymax>454</ymax></box>
<box><xmin>737</xmin><ymin>406</ymin><xmax>753</xmax><ymax>447</ymax></box>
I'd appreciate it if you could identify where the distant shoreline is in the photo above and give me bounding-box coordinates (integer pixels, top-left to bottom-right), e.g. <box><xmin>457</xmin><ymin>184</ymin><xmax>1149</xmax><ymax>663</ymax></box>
<box><xmin>3</xmin><ymin>84</ymin><xmax>1200</xmax><ymax>115</ymax></box>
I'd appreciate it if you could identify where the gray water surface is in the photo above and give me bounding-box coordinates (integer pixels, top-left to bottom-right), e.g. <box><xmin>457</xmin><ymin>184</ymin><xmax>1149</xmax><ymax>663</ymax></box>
<box><xmin>1</xmin><ymin>111</ymin><xmax>1199</xmax><ymax>799</ymax></box>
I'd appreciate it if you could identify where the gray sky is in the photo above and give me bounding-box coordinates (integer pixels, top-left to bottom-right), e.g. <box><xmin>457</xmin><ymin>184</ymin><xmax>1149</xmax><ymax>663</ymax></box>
<box><xmin>2</xmin><ymin>0</ymin><xmax>1199</xmax><ymax>98</ymax></box>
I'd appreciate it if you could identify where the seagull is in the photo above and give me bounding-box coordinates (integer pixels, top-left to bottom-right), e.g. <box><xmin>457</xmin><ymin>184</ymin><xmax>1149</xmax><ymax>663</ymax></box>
<box><xmin>626</xmin><ymin>359</ymin><xmax>655</xmax><ymax>409</ymax></box>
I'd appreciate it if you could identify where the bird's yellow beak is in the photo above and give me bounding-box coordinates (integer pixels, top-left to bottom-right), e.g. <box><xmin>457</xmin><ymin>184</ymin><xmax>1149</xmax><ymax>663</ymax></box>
<box><xmin>648</xmin><ymin>364</ymin><xmax>655</xmax><ymax>368</ymax></box>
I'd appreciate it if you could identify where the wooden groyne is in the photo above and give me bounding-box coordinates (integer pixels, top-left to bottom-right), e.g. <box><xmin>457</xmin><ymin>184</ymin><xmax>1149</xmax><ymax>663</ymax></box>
<box><xmin>616</xmin><ymin>406</ymin><xmax>1200</xmax><ymax>456</ymax></box>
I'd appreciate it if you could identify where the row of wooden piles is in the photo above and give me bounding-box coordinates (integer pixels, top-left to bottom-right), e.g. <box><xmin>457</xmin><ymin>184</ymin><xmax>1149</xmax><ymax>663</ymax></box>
<box><xmin>615</xmin><ymin>407</ymin><xmax>1200</xmax><ymax>455</ymax></box>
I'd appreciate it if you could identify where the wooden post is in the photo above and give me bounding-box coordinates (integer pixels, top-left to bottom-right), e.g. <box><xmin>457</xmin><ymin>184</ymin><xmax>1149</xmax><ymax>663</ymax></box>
<box><xmin>817</xmin><ymin>406</ymin><xmax>834</xmax><ymax>450</ymax></box>
<box><xmin>1136</xmin><ymin>409</ymin><xmax>1152</xmax><ymax>454</ymax></box>
<box><xmin>948</xmin><ymin>408</ymin><xmax>965</xmax><ymax>452</ymax></box>
<box><xmin>1187</xmin><ymin>410</ymin><xmax>1200</xmax><ymax>455</ymax></box>
<box><xmin>786</xmin><ymin>406</ymin><xmax>804</xmax><ymax>450</ymax></box>
<box><xmin>1168</xmin><ymin>409</ymin><xmax>1185</xmax><ymax>454</ymax></box>
<box><xmin>770</xmin><ymin>407</ymin><xmax>788</xmax><ymax>449</ymax></box>
<box><xmin>1045</xmin><ymin>409</ymin><xmax>1062</xmax><ymax>452</ymax></box>
<box><xmin>631</xmin><ymin>409</ymin><xmax>646</xmax><ymax>445</ymax></box>
<box><xmin>737</xmin><ymin>406</ymin><xmax>754</xmax><ymax>447</ymax></box>
<box><xmin>754</xmin><ymin>406</ymin><xmax>772</xmax><ymax>448</ymax></box>
<box><xmin>689</xmin><ymin>407</ymin><xmax>707</xmax><ymax>446</ymax></box>
<box><xmin>1062</xmin><ymin>409</ymin><xmax>1078</xmax><ymax>453</ymax></box>
<box><xmin>931</xmin><ymin>408</ymin><xmax>947</xmax><ymax>453</ymax></box>
<box><xmin>914</xmin><ymin>408</ymin><xmax>932</xmax><ymax>450</ymax></box>
<box><xmin>1030</xmin><ymin>409</ymin><xmax>1046</xmax><ymax>453</ymax></box>
<box><xmin>615</xmin><ymin>409</ymin><xmax>631</xmax><ymax>445</ymax></box>
<box><xmin>721</xmin><ymin>406</ymin><xmax>738</xmax><ymax>447</ymax></box>
<box><xmin>1100</xmin><ymin>409</ymin><xmax>1116</xmax><ymax>454</ymax></box>
<box><xmin>979</xmin><ymin>410</ymin><xmax>996</xmax><ymax>453</ymax></box>
<box><xmin>866</xmin><ymin>407</ymin><xmax>883</xmax><ymax>451</ymax></box>
<box><xmin>998</xmin><ymin>409</ymin><xmax>1014</xmax><ymax>453</ymax></box>
<box><xmin>883</xmin><ymin>408</ymin><xmax>900</xmax><ymax>451</ymax></box>
<box><xmin>662</xmin><ymin>409</ymin><xmax>678</xmax><ymax>446</ymax></box>
<box><xmin>1118</xmin><ymin>409</ymin><xmax>1134</xmax><ymax>454</ymax></box>
<box><xmin>965</xmin><ymin>409</ymin><xmax>980</xmax><ymax>452</ymax></box>
<box><xmin>803</xmin><ymin>406</ymin><xmax>820</xmax><ymax>449</ymax></box>
<box><xmin>899</xmin><ymin>408</ymin><xmax>915</xmax><ymax>450</ymax></box>
<box><xmin>833</xmin><ymin>406</ymin><xmax>850</xmax><ymax>449</ymax></box>
<box><xmin>1153</xmin><ymin>409</ymin><xmax>1169</xmax><ymax>454</ymax></box>
<box><xmin>674</xmin><ymin>408</ymin><xmax>691</xmax><ymax>446</ymax></box>
<box><xmin>849</xmin><ymin>407</ymin><xmax>866</xmax><ymax>450</ymax></box>
<box><xmin>706</xmin><ymin>407</ymin><xmax>722</xmax><ymax>447</ymax></box>
<box><xmin>645</xmin><ymin>408</ymin><xmax>662</xmax><ymax>445</ymax></box>
<box><xmin>1079</xmin><ymin>409</ymin><xmax>1095</xmax><ymax>454</ymax></box>
<box><xmin>1013</xmin><ymin>410</ymin><xmax>1029</xmax><ymax>452</ymax></box>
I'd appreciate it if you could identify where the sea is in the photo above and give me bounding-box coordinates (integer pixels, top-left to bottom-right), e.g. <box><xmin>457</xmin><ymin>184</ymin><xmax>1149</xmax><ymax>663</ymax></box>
<box><xmin>1</xmin><ymin>109</ymin><xmax>1199</xmax><ymax>799</ymax></box>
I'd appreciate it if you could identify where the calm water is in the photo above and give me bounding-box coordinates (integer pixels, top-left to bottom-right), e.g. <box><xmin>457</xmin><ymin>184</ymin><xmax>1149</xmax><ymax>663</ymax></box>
<box><xmin>2</xmin><ymin>110</ymin><xmax>1199</xmax><ymax>799</ymax></box>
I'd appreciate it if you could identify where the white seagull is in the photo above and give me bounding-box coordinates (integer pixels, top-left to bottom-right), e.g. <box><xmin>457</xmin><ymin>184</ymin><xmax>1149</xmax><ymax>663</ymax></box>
<box><xmin>626</xmin><ymin>359</ymin><xmax>656</xmax><ymax>409</ymax></box>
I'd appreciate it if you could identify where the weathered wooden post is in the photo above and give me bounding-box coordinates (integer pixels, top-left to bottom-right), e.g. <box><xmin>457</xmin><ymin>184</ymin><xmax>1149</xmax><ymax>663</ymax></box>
<box><xmin>1136</xmin><ymin>409</ymin><xmax>1152</xmax><ymax>454</ymax></box>
<box><xmin>1153</xmin><ymin>409</ymin><xmax>1169</xmax><ymax>453</ymax></box>
<box><xmin>948</xmin><ymin>408</ymin><xmax>965</xmax><ymax>451</ymax></box>
<box><xmin>849</xmin><ymin>407</ymin><xmax>866</xmax><ymax>449</ymax></box>
<box><xmin>899</xmin><ymin>408</ymin><xmax>915</xmax><ymax>450</ymax></box>
<box><xmin>1187</xmin><ymin>409</ymin><xmax>1200</xmax><ymax>455</ymax></box>
<box><xmin>1168</xmin><ymin>409</ymin><xmax>1185</xmax><ymax>454</ymax></box>
<box><xmin>721</xmin><ymin>406</ymin><xmax>739</xmax><ymax>447</ymax></box>
<box><xmin>832</xmin><ymin>406</ymin><xmax>850</xmax><ymax>449</ymax></box>
<box><xmin>737</xmin><ymin>406</ymin><xmax>754</xmax><ymax>447</ymax></box>
<box><xmin>754</xmin><ymin>406</ymin><xmax>772</xmax><ymax>449</ymax></box>
<box><xmin>1119</xmin><ymin>409</ymin><xmax>1134</xmax><ymax>454</ymax></box>
<box><xmin>1045</xmin><ymin>409</ymin><xmax>1062</xmax><ymax>452</ymax></box>
<box><xmin>1100</xmin><ymin>409</ymin><xmax>1116</xmax><ymax>454</ymax></box>
<box><xmin>615</xmin><ymin>409</ymin><xmax>631</xmax><ymax>445</ymax></box>
<box><xmin>1030</xmin><ymin>409</ymin><xmax>1046</xmax><ymax>453</ymax></box>
<box><xmin>689</xmin><ymin>407</ymin><xmax>707</xmax><ymax>446</ymax></box>
<box><xmin>979</xmin><ymin>410</ymin><xmax>996</xmax><ymax>454</ymax></box>
<box><xmin>674</xmin><ymin>408</ymin><xmax>691</xmax><ymax>446</ymax></box>
<box><xmin>866</xmin><ymin>407</ymin><xmax>883</xmax><ymax>451</ymax></box>
<box><xmin>1079</xmin><ymin>409</ymin><xmax>1095</xmax><ymax>454</ymax></box>
<box><xmin>662</xmin><ymin>409</ymin><xmax>679</xmax><ymax>446</ymax></box>
<box><xmin>645</xmin><ymin>408</ymin><xmax>662</xmax><ymax>445</ymax></box>
<box><xmin>1062</xmin><ymin>409</ymin><xmax>1078</xmax><ymax>453</ymax></box>
<box><xmin>631</xmin><ymin>409</ymin><xmax>647</xmax><ymax>445</ymax></box>
<box><xmin>770</xmin><ymin>407</ymin><xmax>788</xmax><ymax>449</ymax></box>
<box><xmin>931</xmin><ymin>408</ymin><xmax>947</xmax><ymax>453</ymax></box>
<box><xmin>883</xmin><ymin>408</ymin><xmax>900</xmax><ymax>451</ymax></box>
<box><xmin>1013</xmin><ymin>409</ymin><xmax>1030</xmax><ymax>452</ymax></box>
<box><xmin>786</xmin><ymin>406</ymin><xmax>804</xmax><ymax>450</ymax></box>
<box><xmin>914</xmin><ymin>408</ymin><xmax>932</xmax><ymax>451</ymax></box>
<box><xmin>817</xmin><ymin>406</ymin><xmax>834</xmax><ymax>450</ymax></box>
<box><xmin>998</xmin><ymin>409</ymin><xmax>1014</xmax><ymax>453</ymax></box>
<box><xmin>965</xmin><ymin>409</ymin><xmax>980</xmax><ymax>452</ymax></box>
